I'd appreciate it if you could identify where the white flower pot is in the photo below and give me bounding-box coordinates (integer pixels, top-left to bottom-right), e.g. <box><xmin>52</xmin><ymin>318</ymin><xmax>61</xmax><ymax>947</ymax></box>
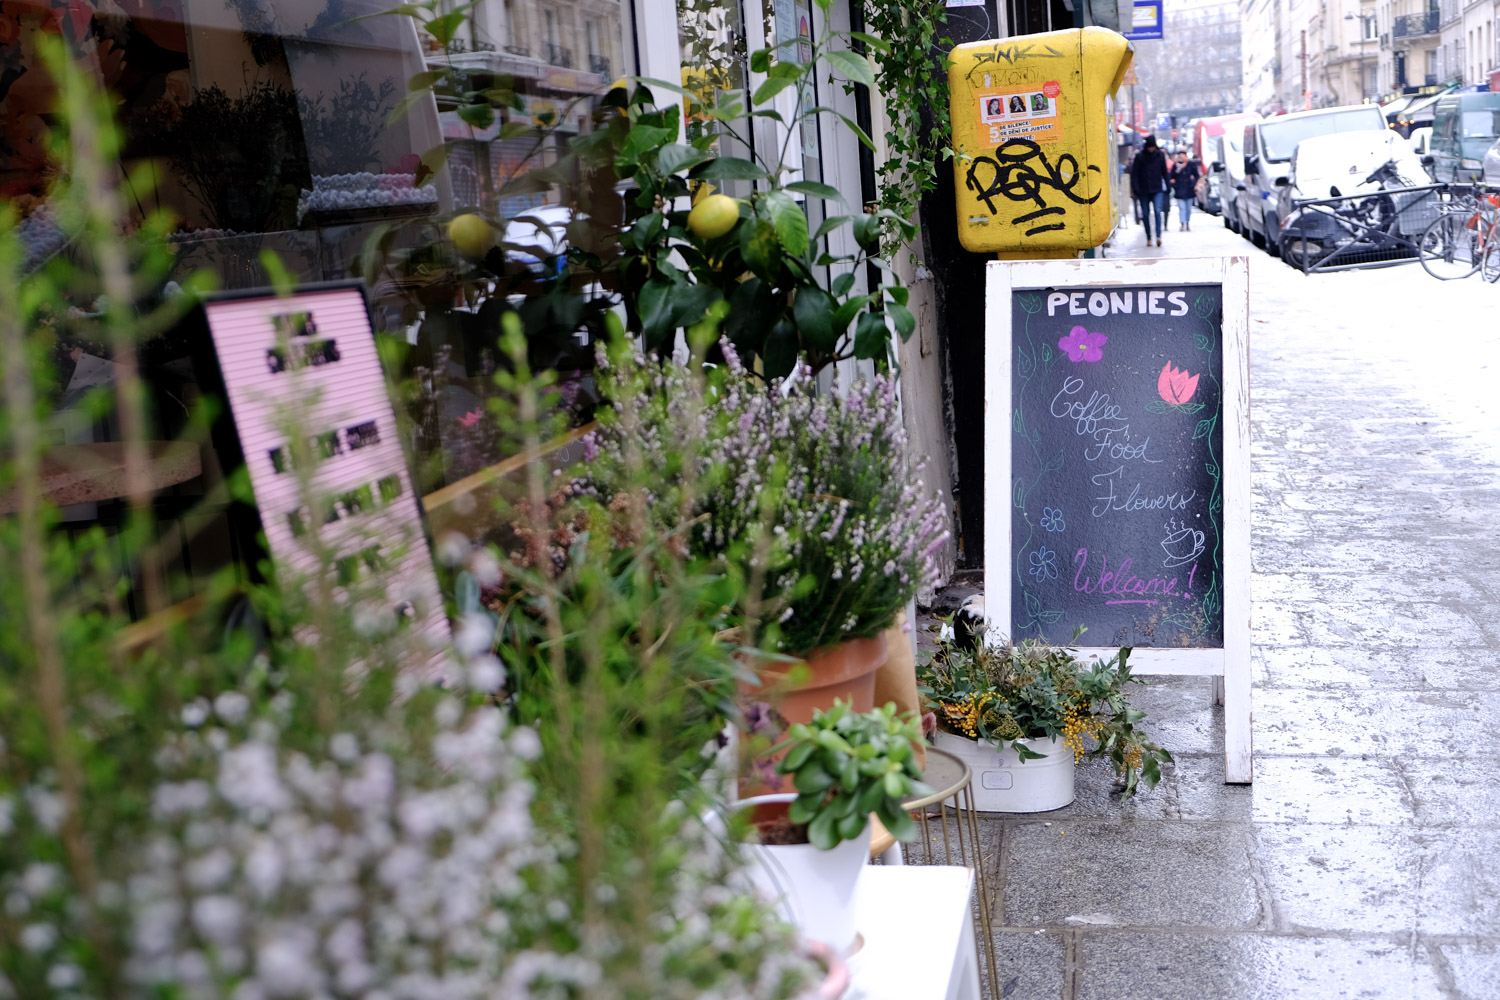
<box><xmin>932</xmin><ymin>730</ymin><xmax>1075</xmax><ymax>813</ymax></box>
<box><xmin>735</xmin><ymin>793</ymin><xmax>870</xmax><ymax>955</ymax></box>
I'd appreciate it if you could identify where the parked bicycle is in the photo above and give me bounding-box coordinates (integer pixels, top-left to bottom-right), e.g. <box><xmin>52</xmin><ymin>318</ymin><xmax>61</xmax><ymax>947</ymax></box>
<box><xmin>1417</xmin><ymin>185</ymin><xmax>1500</xmax><ymax>280</ymax></box>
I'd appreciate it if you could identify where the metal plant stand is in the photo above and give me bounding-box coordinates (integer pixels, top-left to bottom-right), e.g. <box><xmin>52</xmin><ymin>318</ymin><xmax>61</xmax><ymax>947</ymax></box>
<box><xmin>901</xmin><ymin>746</ymin><xmax>1000</xmax><ymax>999</ymax></box>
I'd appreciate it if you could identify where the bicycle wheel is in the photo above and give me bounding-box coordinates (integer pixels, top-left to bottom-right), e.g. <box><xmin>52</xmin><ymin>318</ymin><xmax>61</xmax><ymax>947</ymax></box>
<box><xmin>1418</xmin><ymin>212</ymin><xmax>1480</xmax><ymax>279</ymax></box>
<box><xmin>1483</xmin><ymin>238</ymin><xmax>1500</xmax><ymax>283</ymax></box>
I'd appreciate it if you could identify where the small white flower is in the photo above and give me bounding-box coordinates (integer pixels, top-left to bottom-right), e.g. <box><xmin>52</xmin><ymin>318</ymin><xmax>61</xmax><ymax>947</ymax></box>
<box><xmin>192</xmin><ymin>895</ymin><xmax>243</xmax><ymax>945</ymax></box>
<box><xmin>187</xmin><ymin>848</ymin><xmax>235</xmax><ymax>891</ymax></box>
<box><xmin>509</xmin><ymin>728</ymin><xmax>541</xmax><ymax>761</ymax></box>
<box><xmin>244</xmin><ymin>839</ymin><xmax>284</xmax><ymax>898</ymax></box>
<box><xmin>468</xmin><ymin>655</ymin><xmax>506</xmax><ymax>692</ymax></box>
<box><xmin>433</xmin><ymin>698</ymin><xmax>463</xmax><ymax>729</ymax></box>
<box><xmin>24</xmin><ymin>788</ymin><xmax>64</xmax><ymax>833</ymax></box>
<box><xmin>20</xmin><ymin>863</ymin><xmax>61</xmax><ymax>899</ymax></box>
<box><xmin>256</xmin><ymin>934</ymin><xmax>320</xmax><ymax>997</ymax></box>
<box><xmin>469</xmin><ymin>547</ymin><xmax>502</xmax><ymax>587</ymax></box>
<box><xmin>453</xmin><ymin>613</ymin><xmax>494</xmax><ymax>659</ymax></box>
<box><xmin>214</xmin><ymin>692</ymin><xmax>251</xmax><ymax>725</ymax></box>
<box><xmin>329</xmin><ymin>732</ymin><xmax>359</xmax><ymax>763</ymax></box>
<box><xmin>20</xmin><ymin>922</ymin><xmax>56</xmax><ymax>953</ymax></box>
<box><xmin>44</xmin><ymin>963</ymin><xmax>82</xmax><ymax>990</ymax></box>
<box><xmin>181</xmin><ymin>698</ymin><xmax>211</xmax><ymax>728</ymax></box>
<box><xmin>436</xmin><ymin>531</ymin><xmax>470</xmax><ymax>566</ymax></box>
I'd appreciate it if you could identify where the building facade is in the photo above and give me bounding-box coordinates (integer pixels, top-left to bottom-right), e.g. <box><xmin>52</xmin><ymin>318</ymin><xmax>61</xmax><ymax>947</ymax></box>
<box><xmin>1132</xmin><ymin>0</ymin><xmax>1243</xmax><ymax>130</ymax></box>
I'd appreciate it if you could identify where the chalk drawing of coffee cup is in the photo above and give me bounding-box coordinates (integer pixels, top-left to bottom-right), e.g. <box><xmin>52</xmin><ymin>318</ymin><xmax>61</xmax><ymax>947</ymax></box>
<box><xmin>1160</xmin><ymin>519</ymin><xmax>1205</xmax><ymax>568</ymax></box>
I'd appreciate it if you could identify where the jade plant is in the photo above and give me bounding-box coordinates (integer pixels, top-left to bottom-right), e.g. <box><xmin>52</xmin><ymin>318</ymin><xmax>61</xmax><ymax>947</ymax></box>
<box><xmin>769</xmin><ymin>701</ymin><xmax>929</xmax><ymax>850</ymax></box>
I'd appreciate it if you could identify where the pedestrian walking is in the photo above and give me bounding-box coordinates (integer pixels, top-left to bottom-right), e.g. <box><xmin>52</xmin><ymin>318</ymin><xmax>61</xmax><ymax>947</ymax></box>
<box><xmin>1169</xmin><ymin>149</ymin><xmax>1203</xmax><ymax>231</ymax></box>
<box><xmin>1129</xmin><ymin>135</ymin><xmax>1169</xmax><ymax>246</ymax></box>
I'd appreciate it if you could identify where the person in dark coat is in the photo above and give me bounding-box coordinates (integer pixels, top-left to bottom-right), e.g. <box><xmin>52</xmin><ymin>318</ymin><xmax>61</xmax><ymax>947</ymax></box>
<box><xmin>1129</xmin><ymin>135</ymin><xmax>1169</xmax><ymax>246</ymax></box>
<box><xmin>1168</xmin><ymin>149</ymin><xmax>1204</xmax><ymax>231</ymax></box>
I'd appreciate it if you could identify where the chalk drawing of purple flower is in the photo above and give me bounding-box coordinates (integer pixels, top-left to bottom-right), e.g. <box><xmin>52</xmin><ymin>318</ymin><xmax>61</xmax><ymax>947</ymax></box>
<box><xmin>1058</xmin><ymin>326</ymin><xmax>1107</xmax><ymax>363</ymax></box>
<box><xmin>1028</xmin><ymin>545</ymin><xmax>1058</xmax><ymax>581</ymax></box>
<box><xmin>1040</xmin><ymin>507</ymin><xmax>1066</xmax><ymax>533</ymax></box>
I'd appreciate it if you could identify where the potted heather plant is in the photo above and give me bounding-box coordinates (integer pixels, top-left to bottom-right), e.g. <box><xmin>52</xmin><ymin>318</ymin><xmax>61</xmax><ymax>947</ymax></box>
<box><xmin>580</xmin><ymin>341</ymin><xmax>950</xmax><ymax>723</ymax></box>
<box><xmin>736</xmin><ymin>701</ymin><xmax>927</xmax><ymax>954</ymax></box>
<box><xmin>917</xmin><ymin>627</ymin><xmax>1172</xmax><ymax>812</ymax></box>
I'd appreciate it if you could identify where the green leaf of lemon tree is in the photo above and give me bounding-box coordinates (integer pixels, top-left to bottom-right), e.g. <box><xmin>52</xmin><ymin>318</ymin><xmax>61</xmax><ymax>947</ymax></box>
<box><xmin>739</xmin><ymin>219</ymin><xmax>780</xmax><ymax>279</ymax></box>
<box><xmin>763</xmin><ymin>190</ymin><xmax>810</xmax><ymax>257</ymax></box>
<box><xmin>825</xmin><ymin>50</ymin><xmax>876</xmax><ymax>88</ymax></box>
<box><xmin>793</xmin><ymin>286</ymin><xmax>837</xmax><ymax>351</ymax></box>
<box><xmin>656</xmin><ymin>143</ymin><xmax>712</xmax><ymax>175</ymax></box>
<box><xmin>785</xmin><ymin>180</ymin><xmax>846</xmax><ymax>202</ymax></box>
<box><xmin>763</xmin><ymin>317</ymin><xmax>799</xmax><ymax>379</ymax></box>
<box><xmin>853</xmin><ymin>310</ymin><xmax>887</xmax><ymax>359</ymax></box>
<box><xmin>690</xmin><ymin>157</ymin><xmax>769</xmax><ymax>181</ymax></box>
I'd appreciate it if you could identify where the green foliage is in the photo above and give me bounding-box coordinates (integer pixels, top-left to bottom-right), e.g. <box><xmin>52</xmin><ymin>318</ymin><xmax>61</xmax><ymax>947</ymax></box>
<box><xmin>0</xmin><ymin>42</ymin><xmax>819</xmax><ymax>1000</ymax></box>
<box><xmin>398</xmin><ymin>12</ymin><xmax>919</xmax><ymax>377</ymax></box>
<box><xmin>773</xmin><ymin>701</ymin><xmax>929</xmax><ymax>849</ymax></box>
<box><xmin>860</xmin><ymin>0</ymin><xmax>955</xmax><ymax>254</ymax></box>
<box><xmin>918</xmin><ymin>627</ymin><xmax>1173</xmax><ymax>798</ymax></box>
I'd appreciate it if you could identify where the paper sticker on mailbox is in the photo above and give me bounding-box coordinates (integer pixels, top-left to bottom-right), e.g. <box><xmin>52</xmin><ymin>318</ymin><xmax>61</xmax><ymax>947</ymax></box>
<box><xmin>977</xmin><ymin>81</ymin><xmax>1062</xmax><ymax>144</ymax></box>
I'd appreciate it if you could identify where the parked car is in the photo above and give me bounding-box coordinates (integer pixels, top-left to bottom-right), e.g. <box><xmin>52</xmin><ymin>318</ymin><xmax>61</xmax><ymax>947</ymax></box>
<box><xmin>1408</xmin><ymin>125</ymin><xmax>1432</xmax><ymax>160</ymax></box>
<box><xmin>1274</xmin><ymin>129</ymin><xmax>1432</xmax><ymax>267</ymax></box>
<box><xmin>1193</xmin><ymin>111</ymin><xmax>1261</xmax><ymax>215</ymax></box>
<box><xmin>1483</xmin><ymin>135</ymin><xmax>1500</xmax><ymax>187</ymax></box>
<box><xmin>1429</xmin><ymin>92</ymin><xmax>1500</xmax><ymax>183</ymax></box>
<box><xmin>1235</xmin><ymin>104</ymin><xmax>1389</xmax><ymax>256</ymax></box>
<box><xmin>1210</xmin><ymin>132</ymin><xmax>1250</xmax><ymax>234</ymax></box>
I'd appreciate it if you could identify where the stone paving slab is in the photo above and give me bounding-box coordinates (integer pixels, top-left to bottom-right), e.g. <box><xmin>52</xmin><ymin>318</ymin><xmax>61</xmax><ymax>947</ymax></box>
<box><xmin>996</xmin><ymin>819</ymin><xmax>1264</xmax><ymax>931</ymax></box>
<box><xmin>1074</xmin><ymin>932</ymin><xmax>1447</xmax><ymax>1000</ymax></box>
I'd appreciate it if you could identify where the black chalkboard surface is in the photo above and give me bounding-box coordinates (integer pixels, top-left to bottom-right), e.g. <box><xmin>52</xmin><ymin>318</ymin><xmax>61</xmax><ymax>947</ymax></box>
<box><xmin>1009</xmin><ymin>283</ymin><xmax>1224</xmax><ymax>648</ymax></box>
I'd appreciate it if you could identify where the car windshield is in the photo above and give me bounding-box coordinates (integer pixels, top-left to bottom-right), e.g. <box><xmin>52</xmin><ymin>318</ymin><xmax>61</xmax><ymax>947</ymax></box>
<box><xmin>1260</xmin><ymin>108</ymin><xmax>1387</xmax><ymax>160</ymax></box>
<box><xmin>1461</xmin><ymin>110</ymin><xmax>1500</xmax><ymax>139</ymax></box>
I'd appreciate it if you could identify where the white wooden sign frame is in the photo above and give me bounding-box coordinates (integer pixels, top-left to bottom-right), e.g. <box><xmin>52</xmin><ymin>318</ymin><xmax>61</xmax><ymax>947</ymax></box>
<box><xmin>983</xmin><ymin>256</ymin><xmax>1252</xmax><ymax>783</ymax></box>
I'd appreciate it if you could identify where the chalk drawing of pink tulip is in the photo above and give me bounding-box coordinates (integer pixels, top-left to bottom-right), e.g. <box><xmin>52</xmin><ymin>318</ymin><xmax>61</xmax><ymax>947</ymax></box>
<box><xmin>1157</xmin><ymin>362</ymin><xmax>1200</xmax><ymax>405</ymax></box>
<box><xmin>1058</xmin><ymin>326</ymin><xmax>1108</xmax><ymax>363</ymax></box>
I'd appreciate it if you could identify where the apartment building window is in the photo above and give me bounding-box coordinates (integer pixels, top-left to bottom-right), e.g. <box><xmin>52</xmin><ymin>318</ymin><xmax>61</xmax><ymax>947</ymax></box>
<box><xmin>585</xmin><ymin>19</ymin><xmax>609</xmax><ymax>75</ymax></box>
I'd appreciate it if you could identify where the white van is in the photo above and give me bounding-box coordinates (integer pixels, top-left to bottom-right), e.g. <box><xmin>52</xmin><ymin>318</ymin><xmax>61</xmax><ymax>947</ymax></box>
<box><xmin>1235</xmin><ymin>104</ymin><xmax>1389</xmax><ymax>256</ymax></box>
<box><xmin>1209</xmin><ymin>131</ymin><xmax>1250</xmax><ymax>234</ymax></box>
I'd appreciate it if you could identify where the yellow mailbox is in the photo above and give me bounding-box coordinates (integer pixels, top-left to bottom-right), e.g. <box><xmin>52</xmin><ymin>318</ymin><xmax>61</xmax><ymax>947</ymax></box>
<box><xmin>949</xmin><ymin>27</ymin><xmax>1132</xmax><ymax>254</ymax></box>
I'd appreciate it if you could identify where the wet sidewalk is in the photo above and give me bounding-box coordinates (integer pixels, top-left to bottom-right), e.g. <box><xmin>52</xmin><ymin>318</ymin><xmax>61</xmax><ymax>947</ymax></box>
<box><xmin>929</xmin><ymin>216</ymin><xmax>1500</xmax><ymax>999</ymax></box>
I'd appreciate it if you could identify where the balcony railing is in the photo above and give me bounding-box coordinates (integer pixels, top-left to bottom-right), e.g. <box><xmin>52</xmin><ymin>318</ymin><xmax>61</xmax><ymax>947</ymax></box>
<box><xmin>544</xmin><ymin>42</ymin><xmax>573</xmax><ymax>67</ymax></box>
<box><xmin>588</xmin><ymin>53</ymin><xmax>611</xmax><ymax>76</ymax></box>
<box><xmin>504</xmin><ymin>44</ymin><xmax>532</xmax><ymax>57</ymax></box>
<box><xmin>1392</xmin><ymin>11</ymin><xmax>1439</xmax><ymax>38</ymax></box>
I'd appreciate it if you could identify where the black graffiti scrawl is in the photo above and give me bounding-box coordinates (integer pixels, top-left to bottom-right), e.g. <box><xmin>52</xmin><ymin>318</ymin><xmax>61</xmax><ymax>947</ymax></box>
<box><xmin>965</xmin><ymin>138</ymin><xmax>1101</xmax><ymax>237</ymax></box>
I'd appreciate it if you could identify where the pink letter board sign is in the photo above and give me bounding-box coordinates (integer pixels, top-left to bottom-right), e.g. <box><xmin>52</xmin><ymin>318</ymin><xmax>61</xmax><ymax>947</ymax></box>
<box><xmin>202</xmin><ymin>285</ymin><xmax>450</xmax><ymax>664</ymax></box>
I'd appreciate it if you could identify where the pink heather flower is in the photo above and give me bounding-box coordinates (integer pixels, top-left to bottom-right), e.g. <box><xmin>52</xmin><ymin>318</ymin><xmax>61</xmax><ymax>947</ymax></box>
<box><xmin>1058</xmin><ymin>326</ymin><xmax>1108</xmax><ymax>363</ymax></box>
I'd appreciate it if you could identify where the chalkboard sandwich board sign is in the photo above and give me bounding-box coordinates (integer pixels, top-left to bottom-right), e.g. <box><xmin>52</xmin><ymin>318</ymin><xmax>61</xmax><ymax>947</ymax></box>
<box><xmin>984</xmin><ymin>257</ymin><xmax>1252</xmax><ymax>782</ymax></box>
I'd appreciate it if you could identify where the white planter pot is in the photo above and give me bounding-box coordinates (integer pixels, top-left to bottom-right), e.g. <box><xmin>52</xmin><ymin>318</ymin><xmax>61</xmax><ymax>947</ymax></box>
<box><xmin>736</xmin><ymin>793</ymin><xmax>870</xmax><ymax>955</ymax></box>
<box><xmin>932</xmin><ymin>730</ymin><xmax>1075</xmax><ymax>813</ymax></box>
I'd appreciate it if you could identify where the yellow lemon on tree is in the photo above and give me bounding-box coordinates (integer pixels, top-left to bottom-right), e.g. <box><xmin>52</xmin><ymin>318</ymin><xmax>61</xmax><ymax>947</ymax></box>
<box><xmin>448</xmin><ymin>213</ymin><xmax>495</xmax><ymax>258</ymax></box>
<box><xmin>687</xmin><ymin>193</ymin><xmax>741</xmax><ymax>241</ymax></box>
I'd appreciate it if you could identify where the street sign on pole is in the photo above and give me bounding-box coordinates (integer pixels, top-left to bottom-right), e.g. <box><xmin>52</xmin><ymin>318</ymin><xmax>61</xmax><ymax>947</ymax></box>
<box><xmin>1123</xmin><ymin>0</ymin><xmax>1163</xmax><ymax>40</ymax></box>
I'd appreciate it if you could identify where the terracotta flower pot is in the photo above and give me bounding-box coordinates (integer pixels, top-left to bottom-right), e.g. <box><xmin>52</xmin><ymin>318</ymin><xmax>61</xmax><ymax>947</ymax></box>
<box><xmin>747</xmin><ymin>633</ymin><xmax>887</xmax><ymax>727</ymax></box>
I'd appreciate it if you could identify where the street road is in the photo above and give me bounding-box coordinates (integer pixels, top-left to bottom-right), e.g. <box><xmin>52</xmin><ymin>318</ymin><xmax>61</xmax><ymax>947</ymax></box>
<box><xmin>962</xmin><ymin>212</ymin><xmax>1500</xmax><ymax>1000</ymax></box>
